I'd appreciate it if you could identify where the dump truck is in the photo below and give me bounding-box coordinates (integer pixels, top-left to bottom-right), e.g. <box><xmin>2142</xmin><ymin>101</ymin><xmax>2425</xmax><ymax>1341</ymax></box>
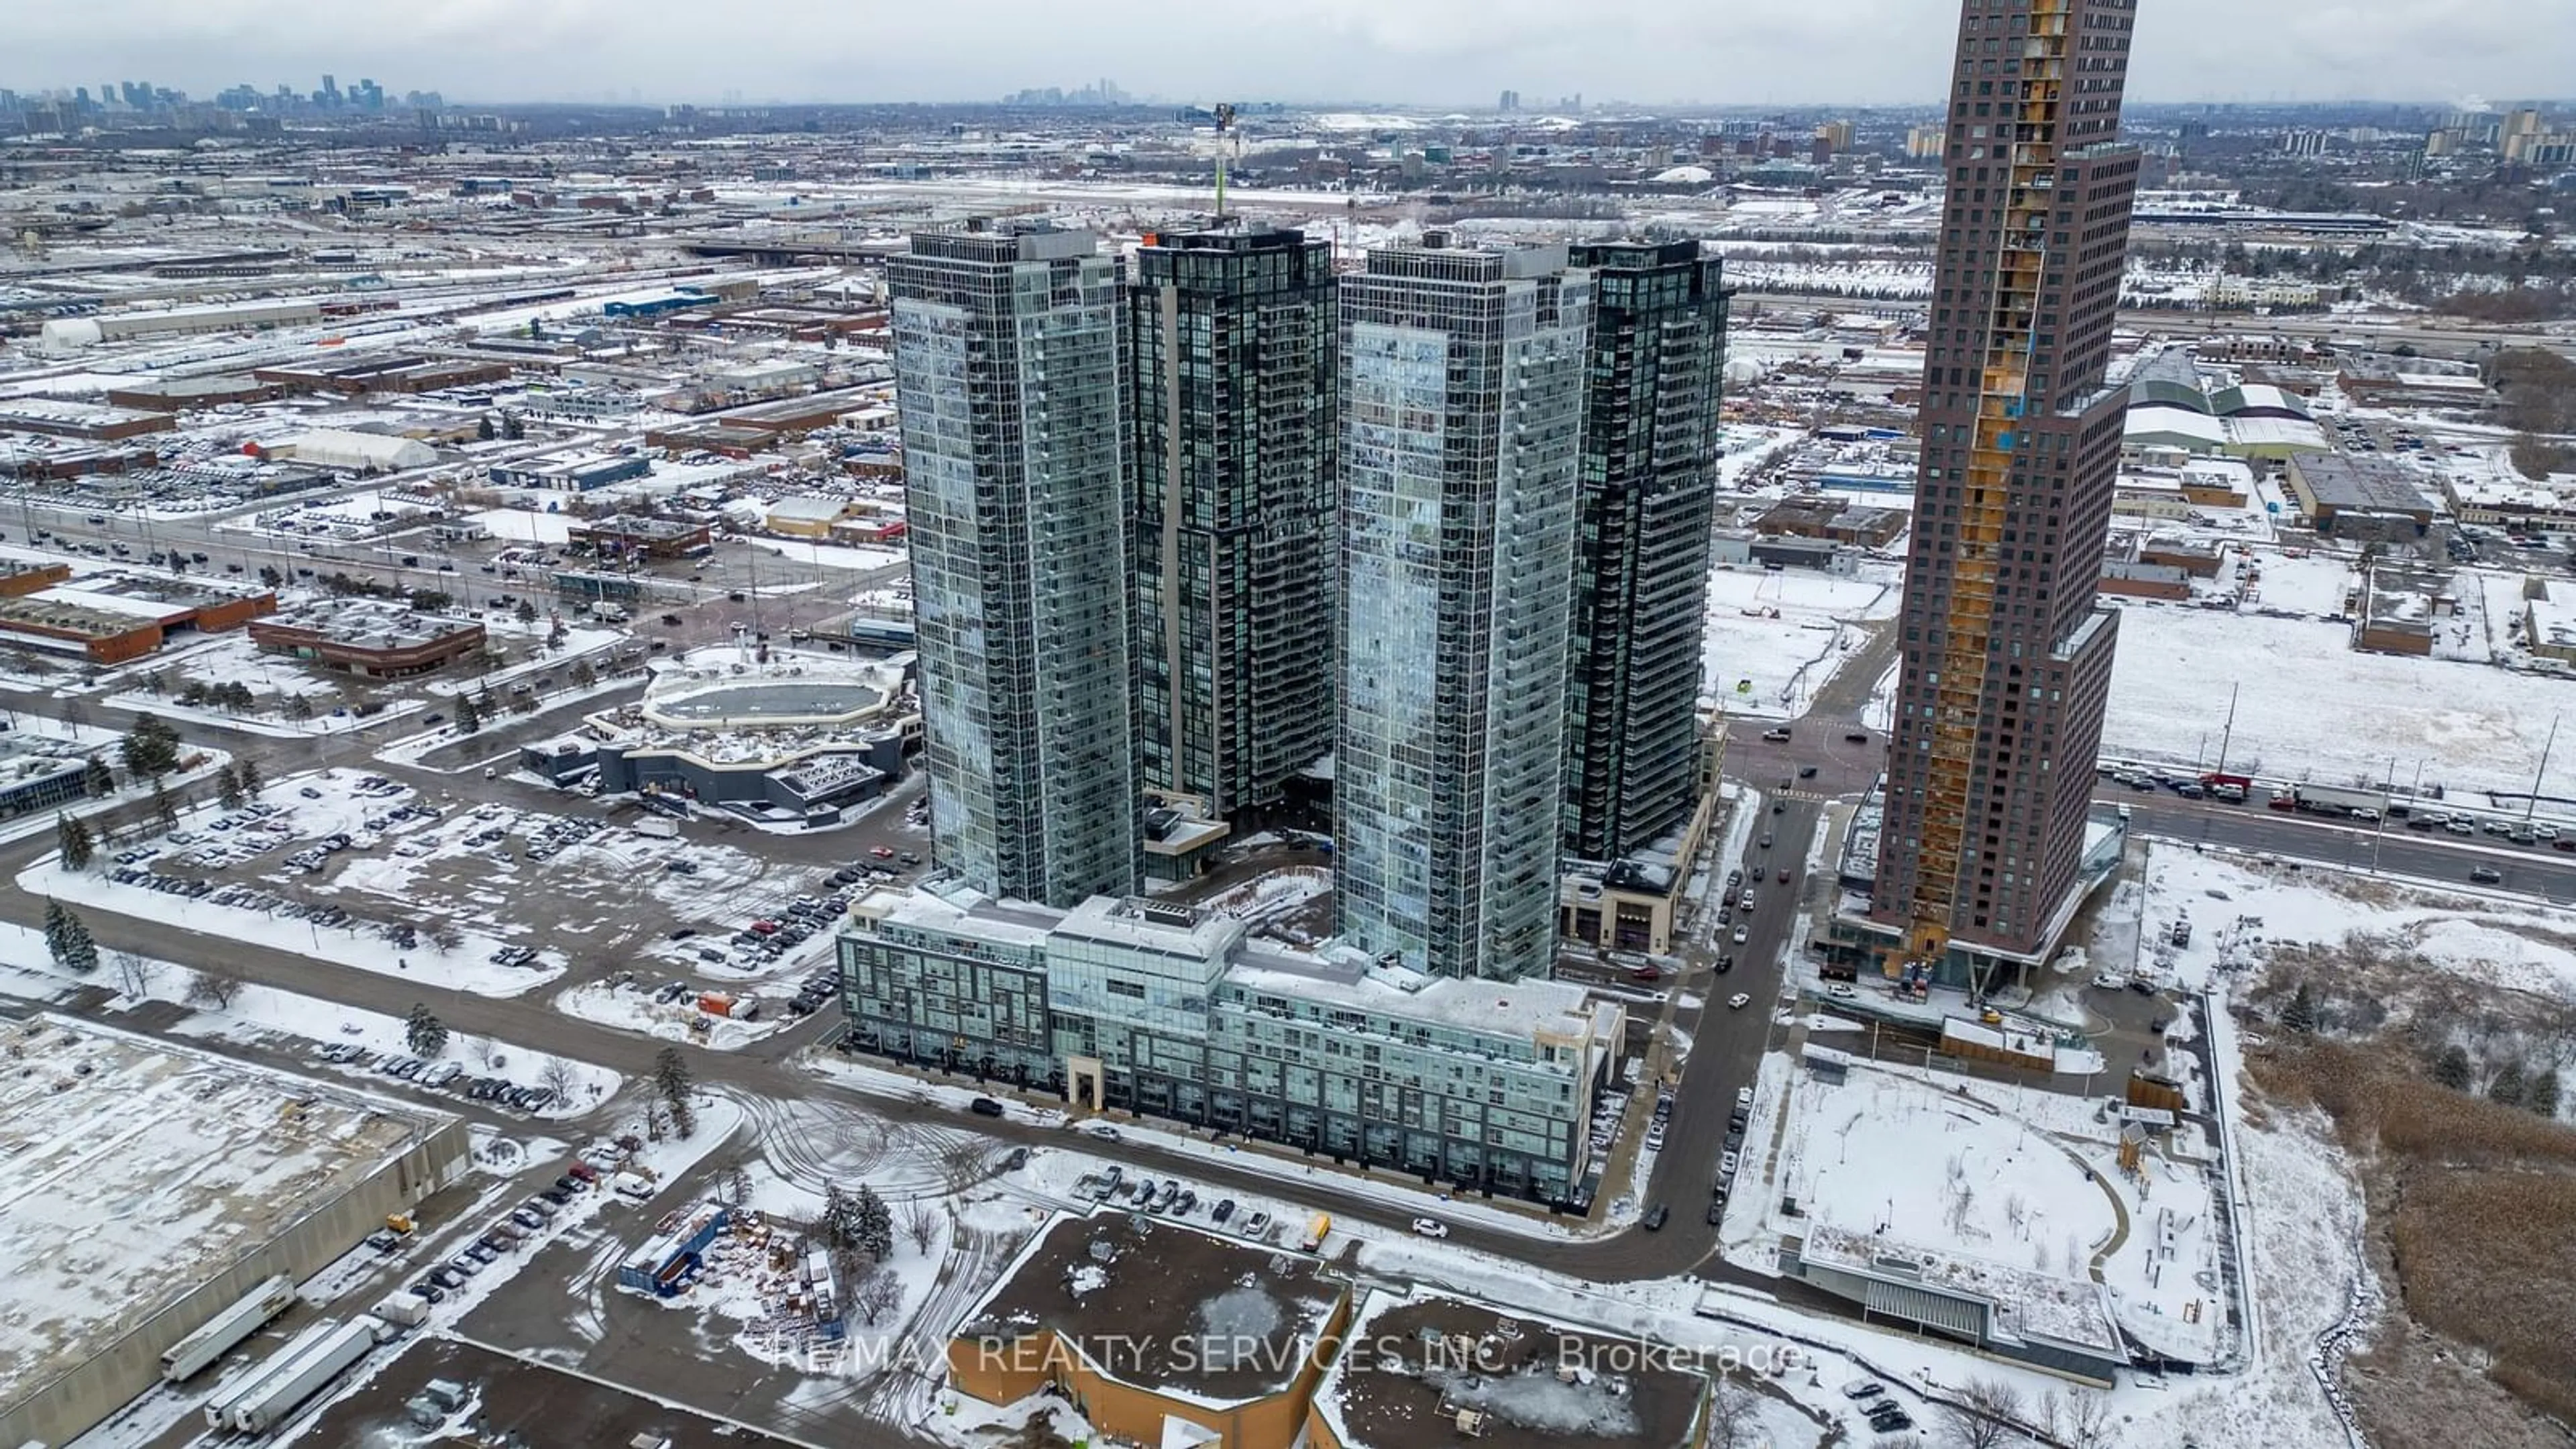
<box><xmin>160</xmin><ymin>1275</ymin><xmax>295</xmax><ymax>1383</ymax></box>
<box><xmin>228</xmin><ymin>1320</ymin><xmax>375</xmax><ymax>1434</ymax></box>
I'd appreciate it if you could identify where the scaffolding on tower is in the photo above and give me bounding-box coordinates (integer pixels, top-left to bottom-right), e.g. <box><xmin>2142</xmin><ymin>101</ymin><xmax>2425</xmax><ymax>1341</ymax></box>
<box><xmin>1890</xmin><ymin>0</ymin><xmax>2074</xmax><ymax>990</ymax></box>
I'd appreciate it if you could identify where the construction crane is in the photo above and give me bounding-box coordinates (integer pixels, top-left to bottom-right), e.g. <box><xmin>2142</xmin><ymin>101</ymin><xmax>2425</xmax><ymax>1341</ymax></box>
<box><xmin>1887</xmin><ymin>0</ymin><xmax>2073</xmax><ymax>996</ymax></box>
<box><xmin>1212</xmin><ymin>103</ymin><xmax>1239</xmax><ymax>219</ymax></box>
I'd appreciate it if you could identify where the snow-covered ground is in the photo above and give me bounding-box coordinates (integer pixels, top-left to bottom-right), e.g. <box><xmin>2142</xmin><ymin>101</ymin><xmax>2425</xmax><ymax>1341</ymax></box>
<box><xmin>2104</xmin><ymin>597</ymin><xmax>2576</xmax><ymax>800</ymax></box>
<box><xmin>1702</xmin><ymin>564</ymin><xmax>1900</xmax><ymax>720</ymax></box>
<box><xmin>2127</xmin><ymin>839</ymin><xmax>2576</xmax><ymax>998</ymax></box>
<box><xmin>18</xmin><ymin>767</ymin><xmax>572</xmax><ymax>996</ymax></box>
<box><xmin>555</xmin><ymin>979</ymin><xmax>788</xmax><ymax>1051</ymax></box>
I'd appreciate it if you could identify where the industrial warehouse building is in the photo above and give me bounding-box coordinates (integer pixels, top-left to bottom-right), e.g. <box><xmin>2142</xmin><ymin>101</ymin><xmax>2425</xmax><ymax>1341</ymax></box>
<box><xmin>0</xmin><ymin>1017</ymin><xmax>468</xmax><ymax>1448</ymax></box>
<box><xmin>0</xmin><ymin>565</ymin><xmax>274</xmax><ymax>664</ymax></box>
<box><xmin>254</xmin><ymin>427</ymin><xmax>439</xmax><ymax>473</ymax></box>
<box><xmin>37</xmin><ymin>299</ymin><xmax>324</xmax><ymax>352</ymax></box>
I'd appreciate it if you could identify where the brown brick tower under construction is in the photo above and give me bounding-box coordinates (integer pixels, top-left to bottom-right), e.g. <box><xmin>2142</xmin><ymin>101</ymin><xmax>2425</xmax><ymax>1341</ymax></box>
<box><xmin>1871</xmin><ymin>0</ymin><xmax>2143</xmax><ymax>970</ymax></box>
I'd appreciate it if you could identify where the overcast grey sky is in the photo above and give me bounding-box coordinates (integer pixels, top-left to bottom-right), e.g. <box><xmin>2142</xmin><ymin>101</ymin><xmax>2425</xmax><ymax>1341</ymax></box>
<box><xmin>3</xmin><ymin>0</ymin><xmax>2569</xmax><ymax>109</ymax></box>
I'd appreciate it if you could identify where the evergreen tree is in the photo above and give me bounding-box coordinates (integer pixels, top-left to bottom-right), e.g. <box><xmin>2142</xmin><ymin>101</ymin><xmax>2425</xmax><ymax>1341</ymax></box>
<box><xmin>150</xmin><ymin>778</ymin><xmax>178</xmax><ymax>835</ymax></box>
<box><xmin>119</xmin><ymin>714</ymin><xmax>181</xmax><ymax>779</ymax></box>
<box><xmin>405</xmin><ymin>1003</ymin><xmax>448</xmax><ymax>1059</ymax></box>
<box><xmin>2487</xmin><ymin>1058</ymin><xmax>2528</xmax><ymax>1109</ymax></box>
<box><xmin>2280</xmin><ymin>982</ymin><xmax>2319</xmax><ymax>1036</ymax></box>
<box><xmin>2432</xmin><ymin>1044</ymin><xmax>2473</xmax><ymax>1091</ymax></box>
<box><xmin>81</xmin><ymin>755</ymin><xmax>113</xmax><ymax>797</ymax></box>
<box><xmin>56</xmin><ymin>813</ymin><xmax>93</xmax><ymax>871</ymax></box>
<box><xmin>570</xmin><ymin>658</ymin><xmax>597</xmax><ymax>689</ymax></box>
<box><xmin>453</xmin><ymin>692</ymin><xmax>482</xmax><ymax>735</ymax></box>
<box><xmin>653</xmin><ymin>1046</ymin><xmax>696</xmax><ymax>1138</ymax></box>
<box><xmin>215</xmin><ymin>763</ymin><xmax>245</xmax><ymax>812</ymax></box>
<box><xmin>851</xmin><ymin>1184</ymin><xmax>894</xmax><ymax>1263</ymax></box>
<box><xmin>477</xmin><ymin>415</ymin><xmax>496</xmax><ymax>441</ymax></box>
<box><xmin>235</xmin><ymin>757</ymin><xmax>264</xmax><ymax>798</ymax></box>
<box><xmin>515</xmin><ymin>599</ymin><xmax>538</xmax><ymax>626</ymax></box>
<box><xmin>285</xmin><ymin>692</ymin><xmax>314</xmax><ymax>721</ymax></box>
<box><xmin>2530</xmin><ymin>1066</ymin><xmax>2563</xmax><ymax>1121</ymax></box>
<box><xmin>44</xmin><ymin>899</ymin><xmax>97</xmax><ymax>975</ymax></box>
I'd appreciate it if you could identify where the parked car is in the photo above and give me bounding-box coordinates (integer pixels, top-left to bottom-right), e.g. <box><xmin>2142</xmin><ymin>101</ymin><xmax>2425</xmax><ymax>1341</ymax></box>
<box><xmin>969</xmin><ymin>1097</ymin><xmax>1006</xmax><ymax>1118</ymax></box>
<box><xmin>1642</xmin><ymin>1203</ymin><xmax>1670</xmax><ymax>1231</ymax></box>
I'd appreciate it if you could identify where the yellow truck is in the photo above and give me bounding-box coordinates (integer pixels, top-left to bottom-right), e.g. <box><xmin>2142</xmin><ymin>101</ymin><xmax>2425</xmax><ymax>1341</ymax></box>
<box><xmin>1299</xmin><ymin>1213</ymin><xmax>1332</xmax><ymax>1252</ymax></box>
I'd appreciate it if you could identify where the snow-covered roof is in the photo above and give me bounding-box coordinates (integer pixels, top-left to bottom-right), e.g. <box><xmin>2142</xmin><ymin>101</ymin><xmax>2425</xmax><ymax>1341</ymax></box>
<box><xmin>955</xmin><ymin>1212</ymin><xmax>1345</xmax><ymax>1407</ymax></box>
<box><xmin>0</xmin><ymin>1016</ymin><xmax>460</xmax><ymax>1430</ymax></box>
<box><xmin>1313</xmin><ymin>1287</ymin><xmax>1712</xmax><ymax>1449</ymax></box>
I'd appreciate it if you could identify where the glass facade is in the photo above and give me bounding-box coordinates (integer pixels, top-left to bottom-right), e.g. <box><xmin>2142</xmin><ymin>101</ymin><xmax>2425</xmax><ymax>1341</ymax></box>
<box><xmin>890</xmin><ymin>227</ymin><xmax>1140</xmax><ymax>907</ymax></box>
<box><xmin>1561</xmin><ymin>241</ymin><xmax>1731</xmax><ymax>863</ymax></box>
<box><xmin>1124</xmin><ymin>229</ymin><xmax>1337</xmax><ymax>819</ymax></box>
<box><xmin>1334</xmin><ymin>244</ymin><xmax>1593</xmax><ymax>981</ymax></box>
<box><xmin>837</xmin><ymin>893</ymin><xmax>1610</xmax><ymax>1204</ymax></box>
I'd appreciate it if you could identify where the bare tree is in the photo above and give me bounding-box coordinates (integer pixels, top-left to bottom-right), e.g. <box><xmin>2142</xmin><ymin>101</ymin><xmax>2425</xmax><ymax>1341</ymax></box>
<box><xmin>849</xmin><ymin>1267</ymin><xmax>904</xmax><ymax>1328</ymax></box>
<box><xmin>903</xmin><ymin>1199</ymin><xmax>941</xmax><ymax>1256</ymax></box>
<box><xmin>539</xmin><ymin>1056</ymin><xmax>578</xmax><ymax>1101</ymax></box>
<box><xmin>1939</xmin><ymin>1378</ymin><xmax>2025</xmax><ymax>1449</ymax></box>
<box><xmin>472</xmin><ymin>1036</ymin><xmax>500</xmax><ymax>1068</ymax></box>
<box><xmin>111</xmin><ymin>949</ymin><xmax>160</xmax><ymax>1000</ymax></box>
<box><xmin>182</xmin><ymin>961</ymin><xmax>243</xmax><ymax>1010</ymax></box>
<box><xmin>1705</xmin><ymin>1375</ymin><xmax>1760</xmax><ymax>1449</ymax></box>
<box><xmin>2063</xmin><ymin>1389</ymin><xmax>2116</xmax><ymax>1449</ymax></box>
<box><xmin>644</xmin><ymin>1099</ymin><xmax>667</xmax><ymax>1143</ymax></box>
<box><xmin>429</xmin><ymin>921</ymin><xmax>464</xmax><ymax>955</ymax></box>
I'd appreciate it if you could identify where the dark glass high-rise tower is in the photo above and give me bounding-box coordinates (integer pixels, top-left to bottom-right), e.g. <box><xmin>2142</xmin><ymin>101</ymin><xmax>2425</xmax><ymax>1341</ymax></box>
<box><xmin>1560</xmin><ymin>240</ymin><xmax>1729</xmax><ymax>863</ymax></box>
<box><xmin>1872</xmin><ymin>0</ymin><xmax>2142</xmax><ymax>964</ymax></box>
<box><xmin>889</xmin><ymin>224</ymin><xmax>1138</xmax><ymax>908</ymax></box>
<box><xmin>1122</xmin><ymin>229</ymin><xmax>1337</xmax><ymax>822</ymax></box>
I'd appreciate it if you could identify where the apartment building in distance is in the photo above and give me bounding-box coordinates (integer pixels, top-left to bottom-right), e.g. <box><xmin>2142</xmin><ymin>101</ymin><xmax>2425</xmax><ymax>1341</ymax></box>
<box><xmin>1333</xmin><ymin>239</ymin><xmax>1592</xmax><ymax>982</ymax></box>
<box><xmin>888</xmin><ymin>223</ymin><xmax>1138</xmax><ymax>908</ymax></box>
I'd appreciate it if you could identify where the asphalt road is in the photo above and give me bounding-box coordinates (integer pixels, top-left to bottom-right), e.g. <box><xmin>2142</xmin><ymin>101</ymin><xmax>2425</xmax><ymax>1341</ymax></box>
<box><xmin>2100</xmin><ymin>790</ymin><xmax>2576</xmax><ymax>900</ymax></box>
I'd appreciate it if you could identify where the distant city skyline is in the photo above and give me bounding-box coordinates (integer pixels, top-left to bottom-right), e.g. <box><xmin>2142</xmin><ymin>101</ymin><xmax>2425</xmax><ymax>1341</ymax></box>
<box><xmin>3</xmin><ymin>0</ymin><xmax>2568</xmax><ymax>111</ymax></box>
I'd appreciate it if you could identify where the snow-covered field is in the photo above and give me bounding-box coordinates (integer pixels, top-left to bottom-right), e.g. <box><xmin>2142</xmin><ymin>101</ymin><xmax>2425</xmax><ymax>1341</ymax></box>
<box><xmin>1702</xmin><ymin>564</ymin><xmax>1900</xmax><ymax>719</ymax></box>
<box><xmin>2104</xmin><ymin>598</ymin><xmax>2576</xmax><ymax>800</ymax></box>
<box><xmin>2122</xmin><ymin>840</ymin><xmax>2576</xmax><ymax>998</ymax></box>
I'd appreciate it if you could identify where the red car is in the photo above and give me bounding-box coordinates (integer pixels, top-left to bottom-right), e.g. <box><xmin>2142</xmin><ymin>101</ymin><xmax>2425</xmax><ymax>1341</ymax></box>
<box><xmin>869</xmin><ymin>846</ymin><xmax>897</xmax><ymax>859</ymax></box>
<box><xmin>750</xmin><ymin>920</ymin><xmax>780</xmax><ymax>936</ymax></box>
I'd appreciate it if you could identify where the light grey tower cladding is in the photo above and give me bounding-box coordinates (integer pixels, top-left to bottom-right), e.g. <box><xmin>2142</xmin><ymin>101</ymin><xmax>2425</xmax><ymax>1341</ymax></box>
<box><xmin>1332</xmin><ymin>240</ymin><xmax>1592</xmax><ymax>981</ymax></box>
<box><xmin>889</xmin><ymin>224</ymin><xmax>1140</xmax><ymax>908</ymax></box>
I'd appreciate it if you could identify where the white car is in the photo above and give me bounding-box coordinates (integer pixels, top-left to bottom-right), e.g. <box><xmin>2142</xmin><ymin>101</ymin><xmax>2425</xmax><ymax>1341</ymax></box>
<box><xmin>1727</xmin><ymin>992</ymin><xmax>1752</xmax><ymax>1010</ymax></box>
<box><xmin>1731</xmin><ymin>926</ymin><xmax>1750</xmax><ymax>945</ymax></box>
<box><xmin>1411</xmin><ymin>1217</ymin><xmax>1449</xmax><ymax>1239</ymax></box>
<box><xmin>1827</xmin><ymin>983</ymin><xmax>1856</xmax><ymax>1000</ymax></box>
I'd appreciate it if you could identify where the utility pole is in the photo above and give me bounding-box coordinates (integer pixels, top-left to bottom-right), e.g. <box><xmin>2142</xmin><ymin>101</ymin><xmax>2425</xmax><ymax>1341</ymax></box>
<box><xmin>2528</xmin><ymin>712</ymin><xmax>2559</xmax><ymax>822</ymax></box>
<box><xmin>2212</xmin><ymin>681</ymin><xmax>2239</xmax><ymax>777</ymax></box>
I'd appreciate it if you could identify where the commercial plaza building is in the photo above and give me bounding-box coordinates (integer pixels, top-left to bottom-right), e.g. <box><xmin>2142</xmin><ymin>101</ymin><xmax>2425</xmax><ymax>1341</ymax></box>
<box><xmin>1560</xmin><ymin>240</ymin><xmax>1729</xmax><ymax>863</ymax></box>
<box><xmin>889</xmin><ymin>224</ymin><xmax>1138</xmax><ymax>908</ymax></box>
<box><xmin>1333</xmin><ymin>240</ymin><xmax>1591</xmax><ymax>981</ymax></box>
<box><xmin>1866</xmin><ymin>0</ymin><xmax>2141</xmax><ymax>971</ymax></box>
<box><xmin>837</xmin><ymin>889</ymin><xmax>1620</xmax><ymax>1204</ymax></box>
<box><xmin>1123</xmin><ymin>228</ymin><xmax>1338</xmax><ymax>824</ymax></box>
